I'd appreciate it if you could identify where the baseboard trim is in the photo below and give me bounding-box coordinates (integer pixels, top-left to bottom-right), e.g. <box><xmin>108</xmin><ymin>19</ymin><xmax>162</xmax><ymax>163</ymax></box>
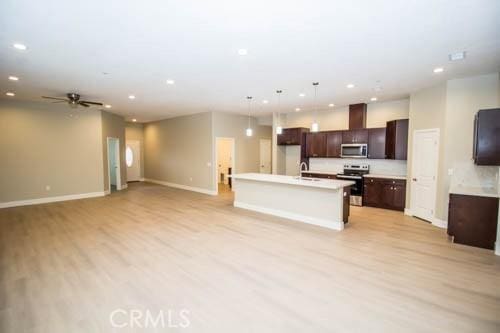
<box><xmin>404</xmin><ymin>208</ymin><xmax>413</xmax><ymax>216</ymax></box>
<box><xmin>234</xmin><ymin>201</ymin><xmax>343</xmax><ymax>231</ymax></box>
<box><xmin>405</xmin><ymin>208</ymin><xmax>447</xmax><ymax>229</ymax></box>
<box><xmin>120</xmin><ymin>184</ymin><xmax>128</xmax><ymax>190</ymax></box>
<box><xmin>139</xmin><ymin>178</ymin><xmax>145</xmax><ymax>182</ymax></box>
<box><xmin>145</xmin><ymin>178</ymin><xmax>217</xmax><ymax>196</ymax></box>
<box><xmin>432</xmin><ymin>217</ymin><xmax>448</xmax><ymax>229</ymax></box>
<box><xmin>0</xmin><ymin>191</ymin><xmax>106</xmax><ymax>209</ymax></box>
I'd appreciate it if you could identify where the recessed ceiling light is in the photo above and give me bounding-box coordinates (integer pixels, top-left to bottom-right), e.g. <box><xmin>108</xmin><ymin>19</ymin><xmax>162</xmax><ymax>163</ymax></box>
<box><xmin>262</xmin><ymin>100</ymin><xmax>268</xmax><ymax>104</ymax></box>
<box><xmin>8</xmin><ymin>76</ymin><xmax>19</xmax><ymax>81</ymax></box>
<box><xmin>433</xmin><ymin>67</ymin><xmax>444</xmax><ymax>73</ymax></box>
<box><xmin>449</xmin><ymin>51</ymin><xmax>466</xmax><ymax>61</ymax></box>
<box><xmin>238</xmin><ymin>49</ymin><xmax>248</xmax><ymax>56</ymax></box>
<box><xmin>299</xmin><ymin>93</ymin><xmax>305</xmax><ymax>97</ymax></box>
<box><xmin>295</xmin><ymin>107</ymin><xmax>301</xmax><ymax>112</ymax></box>
<box><xmin>328</xmin><ymin>103</ymin><xmax>334</xmax><ymax>107</ymax></box>
<box><xmin>128</xmin><ymin>95</ymin><xmax>135</xmax><ymax>100</ymax></box>
<box><xmin>166</xmin><ymin>79</ymin><xmax>175</xmax><ymax>85</ymax></box>
<box><xmin>104</xmin><ymin>104</ymin><xmax>112</xmax><ymax>109</ymax></box>
<box><xmin>370</xmin><ymin>97</ymin><xmax>377</xmax><ymax>101</ymax></box>
<box><xmin>346</xmin><ymin>84</ymin><xmax>355</xmax><ymax>89</ymax></box>
<box><xmin>13</xmin><ymin>43</ymin><xmax>27</xmax><ymax>50</ymax></box>
<box><xmin>132</xmin><ymin>119</ymin><xmax>137</xmax><ymax>122</ymax></box>
<box><xmin>6</xmin><ymin>92</ymin><xmax>15</xmax><ymax>97</ymax></box>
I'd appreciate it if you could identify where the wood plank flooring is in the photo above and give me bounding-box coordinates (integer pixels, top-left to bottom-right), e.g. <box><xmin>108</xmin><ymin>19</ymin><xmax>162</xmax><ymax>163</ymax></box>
<box><xmin>0</xmin><ymin>182</ymin><xmax>499</xmax><ymax>332</ymax></box>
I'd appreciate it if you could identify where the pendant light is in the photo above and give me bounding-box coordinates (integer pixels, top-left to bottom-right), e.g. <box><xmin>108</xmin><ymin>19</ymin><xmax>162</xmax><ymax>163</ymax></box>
<box><xmin>311</xmin><ymin>82</ymin><xmax>320</xmax><ymax>132</ymax></box>
<box><xmin>246</xmin><ymin>96</ymin><xmax>253</xmax><ymax>137</ymax></box>
<box><xmin>276</xmin><ymin>90</ymin><xmax>283</xmax><ymax>134</ymax></box>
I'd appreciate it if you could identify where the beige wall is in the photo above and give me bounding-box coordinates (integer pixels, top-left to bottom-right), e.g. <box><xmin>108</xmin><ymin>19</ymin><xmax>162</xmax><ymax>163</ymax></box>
<box><xmin>284</xmin><ymin>99</ymin><xmax>409</xmax><ymax>130</ymax></box>
<box><xmin>407</xmin><ymin>73</ymin><xmax>500</xmax><ymax>221</ymax></box>
<box><xmin>212</xmin><ymin>112</ymin><xmax>272</xmax><ymax>183</ymax></box>
<box><xmin>102</xmin><ymin>111</ymin><xmax>127</xmax><ymax>191</ymax></box>
<box><xmin>125</xmin><ymin>122</ymin><xmax>145</xmax><ymax>179</ymax></box>
<box><xmin>143</xmin><ymin>112</ymin><xmax>213</xmax><ymax>191</ymax></box>
<box><xmin>0</xmin><ymin>100</ymin><xmax>104</xmax><ymax>203</ymax></box>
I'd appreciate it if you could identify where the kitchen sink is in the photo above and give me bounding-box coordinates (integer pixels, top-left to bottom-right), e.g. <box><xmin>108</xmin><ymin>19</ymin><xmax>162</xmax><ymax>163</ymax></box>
<box><xmin>294</xmin><ymin>176</ymin><xmax>321</xmax><ymax>181</ymax></box>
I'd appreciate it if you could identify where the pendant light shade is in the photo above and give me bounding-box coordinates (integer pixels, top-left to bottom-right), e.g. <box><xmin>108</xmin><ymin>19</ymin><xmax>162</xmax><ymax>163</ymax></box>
<box><xmin>311</xmin><ymin>82</ymin><xmax>320</xmax><ymax>132</ymax></box>
<box><xmin>246</xmin><ymin>96</ymin><xmax>253</xmax><ymax>137</ymax></box>
<box><xmin>275</xmin><ymin>89</ymin><xmax>283</xmax><ymax>135</ymax></box>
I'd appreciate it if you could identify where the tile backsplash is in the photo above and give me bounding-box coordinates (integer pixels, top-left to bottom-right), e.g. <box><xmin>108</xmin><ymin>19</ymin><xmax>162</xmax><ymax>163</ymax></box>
<box><xmin>309</xmin><ymin>158</ymin><xmax>407</xmax><ymax>176</ymax></box>
<box><xmin>449</xmin><ymin>161</ymin><xmax>499</xmax><ymax>189</ymax></box>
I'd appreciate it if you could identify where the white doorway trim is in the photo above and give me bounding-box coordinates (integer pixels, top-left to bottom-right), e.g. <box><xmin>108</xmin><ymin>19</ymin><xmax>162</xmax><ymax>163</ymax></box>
<box><xmin>214</xmin><ymin>137</ymin><xmax>235</xmax><ymax>194</ymax></box>
<box><xmin>409</xmin><ymin>128</ymin><xmax>442</xmax><ymax>227</ymax></box>
<box><xmin>106</xmin><ymin>137</ymin><xmax>122</xmax><ymax>194</ymax></box>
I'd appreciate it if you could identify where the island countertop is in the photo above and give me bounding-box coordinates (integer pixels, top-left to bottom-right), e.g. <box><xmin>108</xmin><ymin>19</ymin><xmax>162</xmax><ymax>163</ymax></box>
<box><xmin>230</xmin><ymin>173</ymin><xmax>354</xmax><ymax>190</ymax></box>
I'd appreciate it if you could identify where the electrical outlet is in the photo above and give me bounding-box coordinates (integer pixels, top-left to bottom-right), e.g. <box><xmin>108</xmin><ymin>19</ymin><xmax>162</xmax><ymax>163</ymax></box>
<box><xmin>189</xmin><ymin>177</ymin><xmax>193</xmax><ymax>182</ymax></box>
<box><xmin>45</xmin><ymin>185</ymin><xmax>51</xmax><ymax>191</ymax></box>
<box><xmin>207</xmin><ymin>162</ymin><xmax>212</xmax><ymax>167</ymax></box>
<box><xmin>448</xmin><ymin>168</ymin><xmax>453</xmax><ymax>176</ymax></box>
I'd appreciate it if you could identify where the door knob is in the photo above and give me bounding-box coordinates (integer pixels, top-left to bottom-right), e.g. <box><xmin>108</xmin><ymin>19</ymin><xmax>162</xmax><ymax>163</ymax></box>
<box><xmin>412</xmin><ymin>178</ymin><xmax>417</xmax><ymax>181</ymax></box>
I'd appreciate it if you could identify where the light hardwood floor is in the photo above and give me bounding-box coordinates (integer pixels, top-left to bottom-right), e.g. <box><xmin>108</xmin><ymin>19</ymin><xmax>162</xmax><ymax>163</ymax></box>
<box><xmin>0</xmin><ymin>182</ymin><xmax>499</xmax><ymax>332</ymax></box>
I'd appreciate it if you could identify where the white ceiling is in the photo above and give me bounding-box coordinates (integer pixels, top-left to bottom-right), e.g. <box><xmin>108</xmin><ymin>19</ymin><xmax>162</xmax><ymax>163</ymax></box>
<box><xmin>1</xmin><ymin>0</ymin><xmax>499</xmax><ymax>122</ymax></box>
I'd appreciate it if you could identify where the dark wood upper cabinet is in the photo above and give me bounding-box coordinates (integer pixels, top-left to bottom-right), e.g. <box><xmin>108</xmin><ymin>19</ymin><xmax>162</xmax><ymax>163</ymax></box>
<box><xmin>305</xmin><ymin>132</ymin><xmax>327</xmax><ymax>158</ymax></box>
<box><xmin>385</xmin><ymin>119</ymin><xmax>408</xmax><ymax>160</ymax></box>
<box><xmin>342</xmin><ymin>129</ymin><xmax>368</xmax><ymax>144</ymax></box>
<box><xmin>367</xmin><ymin>127</ymin><xmax>386</xmax><ymax>159</ymax></box>
<box><xmin>277</xmin><ymin>127</ymin><xmax>309</xmax><ymax>145</ymax></box>
<box><xmin>349</xmin><ymin>103</ymin><xmax>367</xmax><ymax>129</ymax></box>
<box><xmin>326</xmin><ymin>131</ymin><xmax>343</xmax><ymax>157</ymax></box>
<box><xmin>473</xmin><ymin>108</ymin><xmax>500</xmax><ymax>165</ymax></box>
<box><xmin>448</xmin><ymin>194</ymin><xmax>499</xmax><ymax>250</ymax></box>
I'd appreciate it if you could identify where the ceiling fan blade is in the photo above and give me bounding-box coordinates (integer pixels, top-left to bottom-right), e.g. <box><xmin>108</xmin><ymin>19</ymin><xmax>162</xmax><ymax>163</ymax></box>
<box><xmin>51</xmin><ymin>100</ymin><xmax>67</xmax><ymax>104</ymax></box>
<box><xmin>42</xmin><ymin>96</ymin><xmax>68</xmax><ymax>101</ymax></box>
<box><xmin>80</xmin><ymin>100</ymin><xmax>103</xmax><ymax>106</ymax></box>
<box><xmin>79</xmin><ymin>102</ymin><xmax>90</xmax><ymax>107</ymax></box>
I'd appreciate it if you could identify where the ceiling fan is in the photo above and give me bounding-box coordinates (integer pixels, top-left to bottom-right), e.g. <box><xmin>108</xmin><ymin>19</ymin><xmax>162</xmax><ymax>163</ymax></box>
<box><xmin>42</xmin><ymin>93</ymin><xmax>103</xmax><ymax>108</ymax></box>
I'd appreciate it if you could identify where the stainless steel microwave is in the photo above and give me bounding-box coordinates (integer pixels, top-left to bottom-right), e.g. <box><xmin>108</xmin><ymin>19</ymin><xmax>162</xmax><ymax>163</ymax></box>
<box><xmin>340</xmin><ymin>144</ymin><xmax>368</xmax><ymax>158</ymax></box>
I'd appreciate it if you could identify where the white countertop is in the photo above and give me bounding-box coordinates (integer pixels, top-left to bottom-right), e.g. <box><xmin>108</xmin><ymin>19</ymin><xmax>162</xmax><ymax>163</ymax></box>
<box><xmin>449</xmin><ymin>185</ymin><xmax>499</xmax><ymax>198</ymax></box>
<box><xmin>363</xmin><ymin>174</ymin><xmax>407</xmax><ymax>180</ymax></box>
<box><xmin>231</xmin><ymin>173</ymin><xmax>354</xmax><ymax>190</ymax></box>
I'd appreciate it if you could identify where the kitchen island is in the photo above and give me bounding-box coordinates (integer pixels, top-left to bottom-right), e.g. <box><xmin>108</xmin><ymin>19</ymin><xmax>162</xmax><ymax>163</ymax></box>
<box><xmin>231</xmin><ymin>173</ymin><xmax>355</xmax><ymax>231</ymax></box>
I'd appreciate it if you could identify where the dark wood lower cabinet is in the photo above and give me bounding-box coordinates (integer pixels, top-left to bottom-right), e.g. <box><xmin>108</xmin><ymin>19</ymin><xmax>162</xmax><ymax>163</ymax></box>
<box><xmin>343</xmin><ymin>187</ymin><xmax>350</xmax><ymax>223</ymax></box>
<box><xmin>363</xmin><ymin>177</ymin><xmax>406</xmax><ymax>211</ymax></box>
<box><xmin>447</xmin><ymin>194</ymin><xmax>498</xmax><ymax>250</ymax></box>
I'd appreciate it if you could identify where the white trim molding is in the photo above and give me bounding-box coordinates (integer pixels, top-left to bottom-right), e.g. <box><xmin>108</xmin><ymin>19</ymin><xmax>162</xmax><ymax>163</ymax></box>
<box><xmin>0</xmin><ymin>191</ymin><xmax>105</xmax><ymax>209</ymax></box>
<box><xmin>431</xmin><ymin>217</ymin><xmax>447</xmax><ymax>229</ymax></box>
<box><xmin>404</xmin><ymin>208</ymin><xmax>447</xmax><ymax>229</ymax></box>
<box><xmin>145</xmin><ymin>178</ymin><xmax>217</xmax><ymax>196</ymax></box>
<box><xmin>234</xmin><ymin>201</ymin><xmax>344</xmax><ymax>231</ymax></box>
<box><xmin>495</xmin><ymin>242</ymin><xmax>500</xmax><ymax>256</ymax></box>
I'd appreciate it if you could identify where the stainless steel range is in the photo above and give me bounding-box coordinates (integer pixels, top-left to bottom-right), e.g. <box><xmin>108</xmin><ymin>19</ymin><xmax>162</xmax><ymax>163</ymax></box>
<box><xmin>336</xmin><ymin>163</ymin><xmax>369</xmax><ymax>206</ymax></box>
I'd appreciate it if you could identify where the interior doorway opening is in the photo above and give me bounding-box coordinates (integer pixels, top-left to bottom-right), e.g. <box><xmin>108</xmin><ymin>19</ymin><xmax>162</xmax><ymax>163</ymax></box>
<box><xmin>215</xmin><ymin>137</ymin><xmax>235</xmax><ymax>194</ymax></box>
<box><xmin>107</xmin><ymin>137</ymin><xmax>121</xmax><ymax>193</ymax></box>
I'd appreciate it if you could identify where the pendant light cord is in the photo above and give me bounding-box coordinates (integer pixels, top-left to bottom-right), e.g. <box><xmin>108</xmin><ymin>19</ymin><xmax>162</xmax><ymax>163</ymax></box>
<box><xmin>247</xmin><ymin>96</ymin><xmax>252</xmax><ymax>128</ymax></box>
<box><xmin>313</xmin><ymin>82</ymin><xmax>319</xmax><ymax>122</ymax></box>
<box><xmin>276</xmin><ymin>90</ymin><xmax>282</xmax><ymax>125</ymax></box>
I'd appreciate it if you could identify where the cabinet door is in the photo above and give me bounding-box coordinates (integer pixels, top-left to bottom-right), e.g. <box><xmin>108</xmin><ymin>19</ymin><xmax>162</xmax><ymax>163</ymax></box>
<box><xmin>363</xmin><ymin>178</ymin><xmax>381</xmax><ymax>207</ymax></box>
<box><xmin>385</xmin><ymin>121</ymin><xmax>396</xmax><ymax>159</ymax></box>
<box><xmin>306</xmin><ymin>133</ymin><xmax>326</xmax><ymax>157</ymax></box>
<box><xmin>392</xmin><ymin>183</ymin><xmax>406</xmax><ymax>211</ymax></box>
<box><xmin>349</xmin><ymin>103</ymin><xmax>367</xmax><ymax>129</ymax></box>
<box><xmin>354</xmin><ymin>129</ymin><xmax>368</xmax><ymax>143</ymax></box>
<box><xmin>342</xmin><ymin>130</ymin><xmax>355</xmax><ymax>143</ymax></box>
<box><xmin>368</xmin><ymin>128</ymin><xmax>386</xmax><ymax>159</ymax></box>
<box><xmin>381</xmin><ymin>182</ymin><xmax>395</xmax><ymax>208</ymax></box>
<box><xmin>474</xmin><ymin>109</ymin><xmax>500</xmax><ymax>165</ymax></box>
<box><xmin>326</xmin><ymin>131</ymin><xmax>342</xmax><ymax>157</ymax></box>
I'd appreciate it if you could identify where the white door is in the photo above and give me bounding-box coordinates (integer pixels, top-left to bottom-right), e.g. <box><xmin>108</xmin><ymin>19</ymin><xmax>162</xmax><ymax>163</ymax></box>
<box><xmin>259</xmin><ymin>139</ymin><xmax>272</xmax><ymax>173</ymax></box>
<box><xmin>126</xmin><ymin>140</ymin><xmax>141</xmax><ymax>182</ymax></box>
<box><xmin>410</xmin><ymin>129</ymin><xmax>439</xmax><ymax>222</ymax></box>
